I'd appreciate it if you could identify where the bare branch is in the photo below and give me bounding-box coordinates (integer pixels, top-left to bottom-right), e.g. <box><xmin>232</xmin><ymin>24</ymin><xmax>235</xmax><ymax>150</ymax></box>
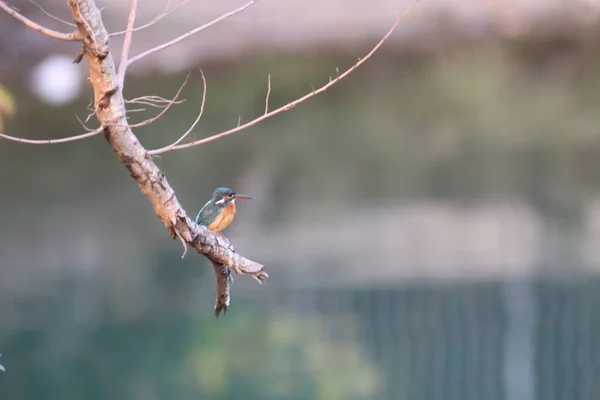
<box><xmin>64</xmin><ymin>0</ymin><xmax>266</xmax><ymax>312</ymax></box>
<box><xmin>0</xmin><ymin>126</ymin><xmax>103</xmax><ymax>145</ymax></box>
<box><xmin>147</xmin><ymin>0</ymin><xmax>420</xmax><ymax>155</ymax></box>
<box><xmin>149</xmin><ymin>69</ymin><xmax>207</xmax><ymax>151</ymax></box>
<box><xmin>264</xmin><ymin>74</ymin><xmax>271</xmax><ymax>115</ymax></box>
<box><xmin>8</xmin><ymin>0</ymin><xmax>419</xmax><ymax>315</ymax></box>
<box><xmin>0</xmin><ymin>1</ymin><xmax>79</xmax><ymax>41</ymax></box>
<box><xmin>127</xmin><ymin>0</ymin><xmax>259</xmax><ymax>66</ymax></box>
<box><xmin>117</xmin><ymin>0</ymin><xmax>138</xmax><ymax>86</ymax></box>
<box><xmin>126</xmin><ymin>71</ymin><xmax>190</xmax><ymax>128</ymax></box>
<box><xmin>109</xmin><ymin>0</ymin><xmax>192</xmax><ymax>38</ymax></box>
<box><xmin>26</xmin><ymin>0</ymin><xmax>76</xmax><ymax>27</ymax></box>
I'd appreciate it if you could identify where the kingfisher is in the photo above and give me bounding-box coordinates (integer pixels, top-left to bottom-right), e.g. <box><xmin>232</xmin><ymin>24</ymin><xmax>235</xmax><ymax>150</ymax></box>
<box><xmin>195</xmin><ymin>187</ymin><xmax>253</xmax><ymax>235</ymax></box>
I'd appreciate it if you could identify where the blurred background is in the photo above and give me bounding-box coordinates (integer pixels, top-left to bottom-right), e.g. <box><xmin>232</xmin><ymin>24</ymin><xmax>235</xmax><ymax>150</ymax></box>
<box><xmin>2</xmin><ymin>0</ymin><xmax>600</xmax><ymax>399</ymax></box>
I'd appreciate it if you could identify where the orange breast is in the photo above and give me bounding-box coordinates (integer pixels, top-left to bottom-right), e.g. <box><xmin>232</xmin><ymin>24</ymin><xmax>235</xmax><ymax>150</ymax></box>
<box><xmin>207</xmin><ymin>201</ymin><xmax>236</xmax><ymax>232</ymax></box>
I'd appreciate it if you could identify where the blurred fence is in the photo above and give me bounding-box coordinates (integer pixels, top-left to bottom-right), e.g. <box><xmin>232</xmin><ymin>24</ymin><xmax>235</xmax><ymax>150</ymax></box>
<box><xmin>256</xmin><ymin>276</ymin><xmax>600</xmax><ymax>400</ymax></box>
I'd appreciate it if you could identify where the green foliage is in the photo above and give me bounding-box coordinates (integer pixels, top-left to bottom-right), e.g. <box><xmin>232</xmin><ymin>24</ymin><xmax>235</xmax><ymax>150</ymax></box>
<box><xmin>187</xmin><ymin>313</ymin><xmax>380</xmax><ymax>399</ymax></box>
<box><xmin>0</xmin><ymin>263</ymin><xmax>380</xmax><ymax>400</ymax></box>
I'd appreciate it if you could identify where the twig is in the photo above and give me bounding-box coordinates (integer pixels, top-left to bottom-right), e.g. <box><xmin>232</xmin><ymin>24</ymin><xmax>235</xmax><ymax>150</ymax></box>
<box><xmin>84</xmin><ymin>103</ymin><xmax>100</xmax><ymax>123</ymax></box>
<box><xmin>75</xmin><ymin>114</ymin><xmax>98</xmax><ymax>132</ymax></box>
<box><xmin>117</xmin><ymin>0</ymin><xmax>138</xmax><ymax>86</ymax></box>
<box><xmin>147</xmin><ymin>0</ymin><xmax>420</xmax><ymax>155</ymax></box>
<box><xmin>127</xmin><ymin>96</ymin><xmax>184</xmax><ymax>107</ymax></box>
<box><xmin>264</xmin><ymin>74</ymin><xmax>271</xmax><ymax>115</ymax></box>
<box><xmin>0</xmin><ymin>0</ymin><xmax>79</xmax><ymax>41</ymax></box>
<box><xmin>127</xmin><ymin>100</ymin><xmax>164</xmax><ymax>108</ymax></box>
<box><xmin>109</xmin><ymin>0</ymin><xmax>192</xmax><ymax>37</ymax></box>
<box><xmin>126</xmin><ymin>108</ymin><xmax>147</xmax><ymax>114</ymax></box>
<box><xmin>0</xmin><ymin>126</ymin><xmax>103</xmax><ymax>145</ymax></box>
<box><xmin>127</xmin><ymin>0</ymin><xmax>259</xmax><ymax>66</ymax></box>
<box><xmin>176</xmin><ymin>230</ymin><xmax>188</xmax><ymax>259</ymax></box>
<box><xmin>127</xmin><ymin>71</ymin><xmax>190</xmax><ymax>128</ymax></box>
<box><xmin>26</xmin><ymin>0</ymin><xmax>76</xmax><ymax>27</ymax></box>
<box><xmin>148</xmin><ymin>69</ymin><xmax>207</xmax><ymax>152</ymax></box>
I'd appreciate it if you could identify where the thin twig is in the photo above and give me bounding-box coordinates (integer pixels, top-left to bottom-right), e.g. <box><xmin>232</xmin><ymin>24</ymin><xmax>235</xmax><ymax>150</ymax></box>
<box><xmin>176</xmin><ymin>231</ymin><xmax>188</xmax><ymax>259</ymax></box>
<box><xmin>75</xmin><ymin>114</ymin><xmax>98</xmax><ymax>132</ymax></box>
<box><xmin>127</xmin><ymin>71</ymin><xmax>190</xmax><ymax>128</ymax></box>
<box><xmin>147</xmin><ymin>0</ymin><xmax>420</xmax><ymax>155</ymax></box>
<box><xmin>127</xmin><ymin>100</ymin><xmax>163</xmax><ymax>108</ymax></box>
<box><xmin>0</xmin><ymin>0</ymin><xmax>78</xmax><ymax>41</ymax></box>
<box><xmin>126</xmin><ymin>108</ymin><xmax>147</xmax><ymax>114</ymax></box>
<box><xmin>127</xmin><ymin>0</ymin><xmax>259</xmax><ymax>66</ymax></box>
<box><xmin>264</xmin><ymin>74</ymin><xmax>271</xmax><ymax>115</ymax></box>
<box><xmin>109</xmin><ymin>0</ymin><xmax>192</xmax><ymax>37</ymax></box>
<box><xmin>117</xmin><ymin>0</ymin><xmax>138</xmax><ymax>86</ymax></box>
<box><xmin>129</xmin><ymin>96</ymin><xmax>175</xmax><ymax>103</ymax></box>
<box><xmin>26</xmin><ymin>0</ymin><xmax>76</xmax><ymax>27</ymax></box>
<box><xmin>0</xmin><ymin>126</ymin><xmax>104</xmax><ymax>145</ymax></box>
<box><xmin>127</xmin><ymin>99</ymin><xmax>182</xmax><ymax>108</ymax></box>
<box><xmin>148</xmin><ymin>69</ymin><xmax>207</xmax><ymax>151</ymax></box>
<box><xmin>127</xmin><ymin>95</ymin><xmax>184</xmax><ymax>107</ymax></box>
<box><xmin>84</xmin><ymin>103</ymin><xmax>100</xmax><ymax>123</ymax></box>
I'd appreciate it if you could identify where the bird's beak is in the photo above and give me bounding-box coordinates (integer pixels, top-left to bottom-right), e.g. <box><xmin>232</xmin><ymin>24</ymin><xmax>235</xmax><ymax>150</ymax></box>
<box><xmin>233</xmin><ymin>193</ymin><xmax>254</xmax><ymax>200</ymax></box>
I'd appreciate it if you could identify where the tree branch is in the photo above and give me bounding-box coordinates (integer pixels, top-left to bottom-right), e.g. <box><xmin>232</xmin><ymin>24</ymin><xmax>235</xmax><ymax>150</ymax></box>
<box><xmin>26</xmin><ymin>0</ymin><xmax>76</xmax><ymax>27</ymax></box>
<box><xmin>127</xmin><ymin>0</ymin><xmax>259</xmax><ymax>66</ymax></box>
<box><xmin>0</xmin><ymin>126</ymin><xmax>103</xmax><ymax>144</ymax></box>
<box><xmin>0</xmin><ymin>0</ymin><xmax>79</xmax><ymax>41</ymax></box>
<box><xmin>117</xmin><ymin>0</ymin><xmax>138</xmax><ymax>86</ymax></box>
<box><xmin>149</xmin><ymin>69</ymin><xmax>207</xmax><ymax>153</ymax></box>
<box><xmin>147</xmin><ymin>0</ymin><xmax>420</xmax><ymax>155</ymax></box>
<box><xmin>109</xmin><ymin>0</ymin><xmax>192</xmax><ymax>38</ymax></box>
<box><xmin>66</xmin><ymin>0</ymin><xmax>266</xmax><ymax>315</ymax></box>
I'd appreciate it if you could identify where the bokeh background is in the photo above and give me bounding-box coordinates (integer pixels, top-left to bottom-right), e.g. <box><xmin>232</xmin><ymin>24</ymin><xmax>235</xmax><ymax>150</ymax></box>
<box><xmin>2</xmin><ymin>0</ymin><xmax>600</xmax><ymax>399</ymax></box>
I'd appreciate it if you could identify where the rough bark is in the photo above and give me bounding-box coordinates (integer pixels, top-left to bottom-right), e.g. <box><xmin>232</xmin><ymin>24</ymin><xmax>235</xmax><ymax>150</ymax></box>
<box><xmin>66</xmin><ymin>0</ymin><xmax>266</xmax><ymax>294</ymax></box>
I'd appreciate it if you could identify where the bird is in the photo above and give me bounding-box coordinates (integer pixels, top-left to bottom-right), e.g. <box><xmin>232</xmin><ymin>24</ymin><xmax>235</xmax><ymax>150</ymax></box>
<box><xmin>195</xmin><ymin>187</ymin><xmax>254</xmax><ymax>235</ymax></box>
<box><xmin>196</xmin><ymin>187</ymin><xmax>254</xmax><ymax>318</ymax></box>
